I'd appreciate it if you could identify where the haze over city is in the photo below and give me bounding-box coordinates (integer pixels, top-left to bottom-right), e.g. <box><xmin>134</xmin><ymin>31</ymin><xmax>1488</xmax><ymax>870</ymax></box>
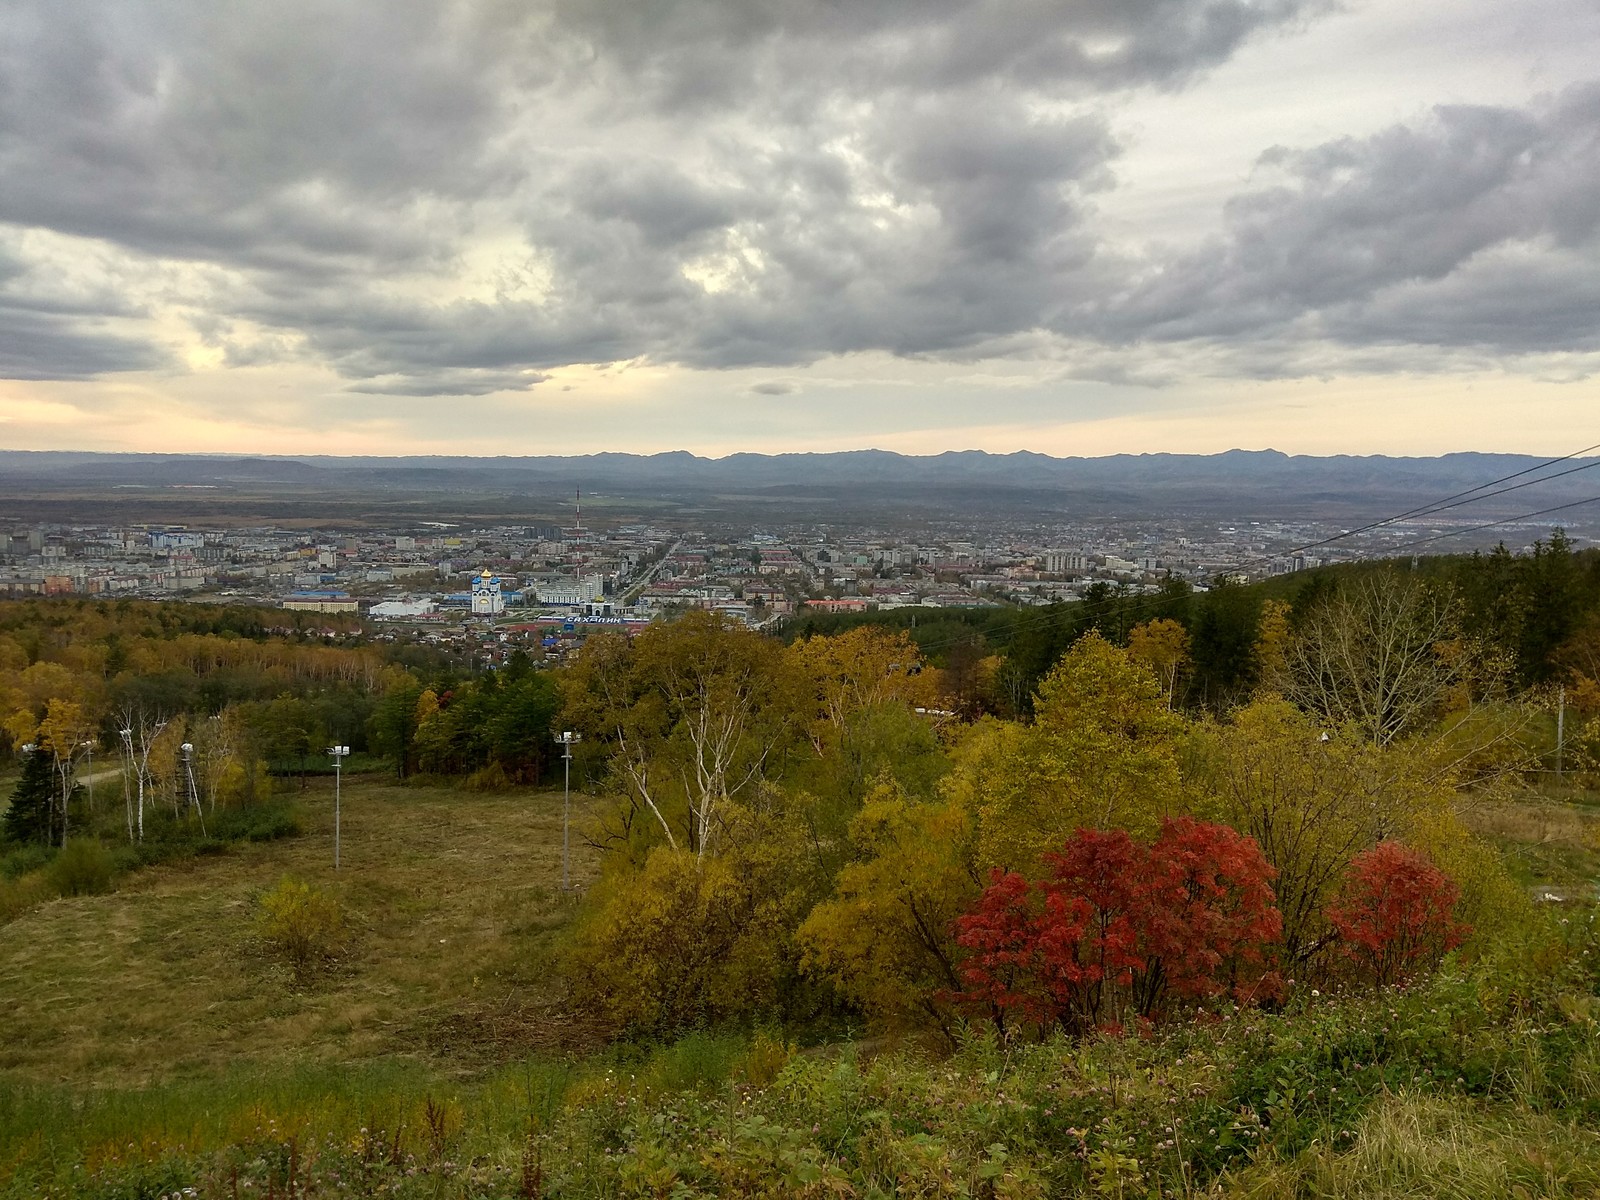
<box><xmin>2</xmin><ymin>0</ymin><xmax>1598</xmax><ymax>457</ymax></box>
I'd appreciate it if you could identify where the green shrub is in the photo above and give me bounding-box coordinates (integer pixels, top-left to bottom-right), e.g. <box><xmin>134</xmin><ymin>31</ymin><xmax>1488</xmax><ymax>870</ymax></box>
<box><xmin>257</xmin><ymin>877</ymin><xmax>345</xmax><ymax>982</ymax></box>
<box><xmin>46</xmin><ymin>839</ymin><xmax>115</xmax><ymax>897</ymax></box>
<box><xmin>0</xmin><ymin>842</ymin><xmax>53</xmax><ymax>880</ymax></box>
<box><xmin>211</xmin><ymin>801</ymin><xmax>301</xmax><ymax>843</ymax></box>
<box><xmin>462</xmin><ymin>762</ymin><xmax>513</xmax><ymax>792</ymax></box>
<box><xmin>98</xmin><ymin>804</ymin><xmax>303</xmax><ymax>876</ymax></box>
<box><xmin>639</xmin><ymin>1030</ymin><xmax>749</xmax><ymax>1094</ymax></box>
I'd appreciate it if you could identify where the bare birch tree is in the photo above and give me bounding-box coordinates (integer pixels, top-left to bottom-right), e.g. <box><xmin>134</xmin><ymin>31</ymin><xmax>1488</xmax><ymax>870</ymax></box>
<box><xmin>1283</xmin><ymin>570</ymin><xmax>1474</xmax><ymax>746</ymax></box>
<box><xmin>116</xmin><ymin>706</ymin><xmax>167</xmax><ymax>842</ymax></box>
<box><xmin>564</xmin><ymin>614</ymin><xmax>802</xmax><ymax>863</ymax></box>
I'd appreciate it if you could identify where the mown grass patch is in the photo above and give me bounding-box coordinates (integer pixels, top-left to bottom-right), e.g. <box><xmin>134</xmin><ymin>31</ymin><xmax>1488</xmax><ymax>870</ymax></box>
<box><xmin>1460</xmin><ymin>789</ymin><xmax>1600</xmax><ymax>893</ymax></box>
<box><xmin>0</xmin><ymin>778</ymin><xmax>598</xmax><ymax>1086</ymax></box>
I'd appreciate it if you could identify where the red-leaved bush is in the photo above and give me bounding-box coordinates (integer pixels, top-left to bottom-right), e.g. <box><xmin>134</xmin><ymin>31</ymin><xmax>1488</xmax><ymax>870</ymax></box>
<box><xmin>951</xmin><ymin>868</ymin><xmax>1048</xmax><ymax>1027</ymax></box>
<box><xmin>1324</xmin><ymin>841</ymin><xmax>1467</xmax><ymax>988</ymax></box>
<box><xmin>953</xmin><ymin>819</ymin><xmax>1282</xmax><ymax>1036</ymax></box>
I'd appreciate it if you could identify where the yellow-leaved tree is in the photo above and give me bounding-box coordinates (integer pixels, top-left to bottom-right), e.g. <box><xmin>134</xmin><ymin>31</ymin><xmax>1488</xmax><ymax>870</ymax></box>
<box><xmin>974</xmin><ymin>632</ymin><xmax>1187</xmax><ymax>873</ymax></box>
<box><xmin>1282</xmin><ymin>570</ymin><xmax>1479</xmax><ymax>746</ymax></box>
<box><xmin>2</xmin><ymin>660</ymin><xmax>81</xmax><ymax>749</ymax></box>
<box><xmin>1253</xmin><ymin>598</ymin><xmax>1293</xmax><ymax>696</ymax></box>
<box><xmin>0</xmin><ymin>634</ymin><xmax>27</xmax><ymax>673</ymax></box>
<box><xmin>561</xmin><ymin>613</ymin><xmax>806</xmax><ymax>862</ymax></box>
<box><xmin>787</xmin><ymin>626</ymin><xmax>941</xmax><ymax>754</ymax></box>
<box><xmin>566</xmin><ymin>808</ymin><xmax>819</xmax><ymax>1035</ymax></box>
<box><xmin>1185</xmin><ymin>697</ymin><xmax>1522</xmax><ymax>972</ymax></box>
<box><xmin>1127</xmin><ymin>617</ymin><xmax>1191</xmax><ymax>709</ymax></box>
<box><xmin>796</xmin><ymin>778</ymin><xmax>979</xmax><ymax>1039</ymax></box>
<box><xmin>38</xmin><ymin>697</ymin><xmax>97</xmax><ymax>844</ymax></box>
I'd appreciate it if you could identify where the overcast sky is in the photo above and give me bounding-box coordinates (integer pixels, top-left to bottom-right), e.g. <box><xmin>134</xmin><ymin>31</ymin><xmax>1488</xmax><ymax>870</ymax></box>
<box><xmin>1</xmin><ymin>0</ymin><xmax>1597</xmax><ymax>458</ymax></box>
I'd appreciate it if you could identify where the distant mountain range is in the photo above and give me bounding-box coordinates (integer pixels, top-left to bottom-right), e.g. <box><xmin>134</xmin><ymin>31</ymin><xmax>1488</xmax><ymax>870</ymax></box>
<box><xmin>1</xmin><ymin>448</ymin><xmax>1596</xmax><ymax>523</ymax></box>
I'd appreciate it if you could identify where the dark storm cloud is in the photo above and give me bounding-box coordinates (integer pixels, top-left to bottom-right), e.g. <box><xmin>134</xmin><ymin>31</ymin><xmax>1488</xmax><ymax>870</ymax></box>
<box><xmin>0</xmin><ymin>0</ymin><xmax>517</xmax><ymax>272</ymax></box>
<box><xmin>0</xmin><ymin>305</ymin><xmax>166</xmax><ymax>380</ymax></box>
<box><xmin>343</xmin><ymin>367</ymin><xmax>550</xmax><ymax>397</ymax></box>
<box><xmin>552</xmin><ymin>0</ymin><xmax>1318</xmax><ymax>103</ymax></box>
<box><xmin>1100</xmin><ymin>84</ymin><xmax>1600</xmax><ymax>359</ymax></box>
<box><xmin>224</xmin><ymin>86</ymin><xmax>1122</xmax><ymax>388</ymax></box>
<box><xmin>501</xmin><ymin>96</ymin><xmax>1118</xmax><ymax>374</ymax></box>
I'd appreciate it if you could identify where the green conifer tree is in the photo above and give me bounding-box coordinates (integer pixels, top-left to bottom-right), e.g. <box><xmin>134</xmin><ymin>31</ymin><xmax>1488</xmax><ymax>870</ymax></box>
<box><xmin>4</xmin><ymin>749</ymin><xmax>55</xmax><ymax>845</ymax></box>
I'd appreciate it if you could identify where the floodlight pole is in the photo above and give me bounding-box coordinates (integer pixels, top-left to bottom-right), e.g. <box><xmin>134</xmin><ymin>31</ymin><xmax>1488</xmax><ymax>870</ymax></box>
<box><xmin>180</xmin><ymin>742</ymin><xmax>205</xmax><ymax>837</ymax></box>
<box><xmin>555</xmin><ymin>731</ymin><xmax>581</xmax><ymax>891</ymax></box>
<box><xmin>328</xmin><ymin>745</ymin><xmax>350</xmax><ymax>869</ymax></box>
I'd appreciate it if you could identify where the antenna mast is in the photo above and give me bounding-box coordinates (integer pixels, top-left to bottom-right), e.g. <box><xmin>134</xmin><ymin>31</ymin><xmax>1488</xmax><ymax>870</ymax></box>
<box><xmin>575</xmin><ymin>487</ymin><xmax>586</xmax><ymax>613</ymax></box>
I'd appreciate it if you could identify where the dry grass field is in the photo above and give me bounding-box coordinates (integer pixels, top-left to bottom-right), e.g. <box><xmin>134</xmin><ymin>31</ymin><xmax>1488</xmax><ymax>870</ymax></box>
<box><xmin>0</xmin><ymin>778</ymin><xmax>600</xmax><ymax>1088</ymax></box>
<box><xmin>1459</xmin><ymin>782</ymin><xmax>1600</xmax><ymax>896</ymax></box>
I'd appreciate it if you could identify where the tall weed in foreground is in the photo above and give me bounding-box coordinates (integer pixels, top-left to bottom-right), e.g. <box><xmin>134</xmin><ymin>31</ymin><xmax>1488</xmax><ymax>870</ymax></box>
<box><xmin>1224</xmin><ymin>1092</ymin><xmax>1600</xmax><ymax>1198</ymax></box>
<box><xmin>0</xmin><ymin>871</ymin><xmax>52</xmax><ymax>922</ymax></box>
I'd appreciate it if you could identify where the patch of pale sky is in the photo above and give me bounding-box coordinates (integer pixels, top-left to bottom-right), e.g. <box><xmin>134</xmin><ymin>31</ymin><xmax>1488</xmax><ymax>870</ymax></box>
<box><xmin>377</xmin><ymin>228</ymin><xmax>555</xmax><ymax>308</ymax></box>
<box><xmin>1102</xmin><ymin>0</ymin><xmax>1600</xmax><ymax>245</ymax></box>
<box><xmin>3</xmin><ymin>336</ymin><xmax>1592</xmax><ymax>458</ymax></box>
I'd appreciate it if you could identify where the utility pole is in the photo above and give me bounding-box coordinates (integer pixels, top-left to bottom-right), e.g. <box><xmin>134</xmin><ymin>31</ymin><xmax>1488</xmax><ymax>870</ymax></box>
<box><xmin>328</xmin><ymin>745</ymin><xmax>350</xmax><ymax>868</ymax></box>
<box><xmin>1556</xmin><ymin>683</ymin><xmax>1566</xmax><ymax>781</ymax></box>
<box><xmin>81</xmin><ymin>740</ymin><xmax>94</xmax><ymax>822</ymax></box>
<box><xmin>19</xmin><ymin>743</ymin><xmax>39</xmax><ymax>841</ymax></box>
<box><xmin>554</xmin><ymin>731</ymin><xmax>581</xmax><ymax>891</ymax></box>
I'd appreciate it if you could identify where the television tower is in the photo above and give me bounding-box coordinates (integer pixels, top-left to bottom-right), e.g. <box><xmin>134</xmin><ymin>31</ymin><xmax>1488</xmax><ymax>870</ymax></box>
<box><xmin>575</xmin><ymin>487</ymin><xmax>587</xmax><ymax>613</ymax></box>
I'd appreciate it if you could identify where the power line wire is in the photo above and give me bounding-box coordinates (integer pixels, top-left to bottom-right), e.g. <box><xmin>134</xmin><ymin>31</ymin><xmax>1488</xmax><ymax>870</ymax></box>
<box><xmin>947</xmin><ymin>492</ymin><xmax>1600</xmax><ymax>656</ymax></box>
<box><xmin>1237</xmin><ymin>447</ymin><xmax>1600</xmax><ymax>564</ymax></box>
<box><xmin>1363</xmin><ymin>493</ymin><xmax>1600</xmax><ymax>557</ymax></box>
<box><xmin>1356</xmin><ymin>442</ymin><xmax>1600</xmax><ymax>526</ymax></box>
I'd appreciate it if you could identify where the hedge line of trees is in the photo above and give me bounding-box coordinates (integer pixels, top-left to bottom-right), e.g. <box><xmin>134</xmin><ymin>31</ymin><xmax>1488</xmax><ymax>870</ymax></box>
<box><xmin>784</xmin><ymin>532</ymin><xmax>1600</xmax><ymax>715</ymax></box>
<box><xmin>0</xmin><ymin>595</ymin><xmax>573</xmax><ymax>851</ymax></box>
<box><xmin>0</xmin><ymin>599</ymin><xmax>425</xmax><ymax>847</ymax></box>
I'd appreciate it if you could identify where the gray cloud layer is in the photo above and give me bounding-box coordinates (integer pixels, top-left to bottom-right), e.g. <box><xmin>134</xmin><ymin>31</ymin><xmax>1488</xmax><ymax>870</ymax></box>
<box><xmin>1105</xmin><ymin>86</ymin><xmax>1600</xmax><ymax>360</ymax></box>
<box><xmin>0</xmin><ymin>0</ymin><xmax>1595</xmax><ymax>396</ymax></box>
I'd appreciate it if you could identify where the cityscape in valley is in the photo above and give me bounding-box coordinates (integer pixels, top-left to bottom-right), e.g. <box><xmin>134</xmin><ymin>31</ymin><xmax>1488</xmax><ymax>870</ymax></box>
<box><xmin>5</xmin><ymin>450</ymin><xmax>1595</xmax><ymax>635</ymax></box>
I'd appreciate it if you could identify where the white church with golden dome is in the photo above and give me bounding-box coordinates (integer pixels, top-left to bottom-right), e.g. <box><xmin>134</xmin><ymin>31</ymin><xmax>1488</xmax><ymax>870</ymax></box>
<box><xmin>470</xmin><ymin>570</ymin><xmax>505</xmax><ymax>616</ymax></box>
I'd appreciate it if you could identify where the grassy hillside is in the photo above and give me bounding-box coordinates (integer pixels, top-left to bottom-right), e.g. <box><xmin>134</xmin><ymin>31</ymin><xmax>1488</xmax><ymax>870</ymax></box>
<box><xmin>0</xmin><ymin>779</ymin><xmax>599</xmax><ymax>1087</ymax></box>
<box><xmin>2</xmin><ymin>778</ymin><xmax>1597</xmax><ymax>1198</ymax></box>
